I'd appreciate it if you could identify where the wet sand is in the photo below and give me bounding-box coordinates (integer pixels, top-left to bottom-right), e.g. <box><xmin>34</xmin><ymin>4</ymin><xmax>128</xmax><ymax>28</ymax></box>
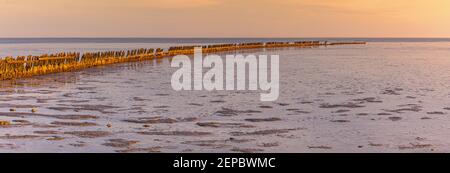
<box><xmin>1</xmin><ymin>42</ymin><xmax>450</xmax><ymax>153</ymax></box>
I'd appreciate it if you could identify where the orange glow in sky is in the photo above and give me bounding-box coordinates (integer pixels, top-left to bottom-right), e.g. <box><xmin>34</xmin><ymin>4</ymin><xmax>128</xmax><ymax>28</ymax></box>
<box><xmin>0</xmin><ymin>0</ymin><xmax>449</xmax><ymax>37</ymax></box>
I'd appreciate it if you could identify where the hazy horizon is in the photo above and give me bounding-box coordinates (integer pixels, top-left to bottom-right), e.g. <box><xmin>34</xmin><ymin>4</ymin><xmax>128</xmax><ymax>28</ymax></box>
<box><xmin>1</xmin><ymin>0</ymin><xmax>450</xmax><ymax>38</ymax></box>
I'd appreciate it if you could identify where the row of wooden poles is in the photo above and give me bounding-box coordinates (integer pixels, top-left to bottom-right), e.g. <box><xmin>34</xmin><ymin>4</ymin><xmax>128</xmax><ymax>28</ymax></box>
<box><xmin>0</xmin><ymin>41</ymin><xmax>365</xmax><ymax>80</ymax></box>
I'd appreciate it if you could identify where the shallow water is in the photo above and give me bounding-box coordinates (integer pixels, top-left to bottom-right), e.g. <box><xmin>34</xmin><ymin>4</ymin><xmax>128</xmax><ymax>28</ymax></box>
<box><xmin>1</xmin><ymin>42</ymin><xmax>450</xmax><ymax>153</ymax></box>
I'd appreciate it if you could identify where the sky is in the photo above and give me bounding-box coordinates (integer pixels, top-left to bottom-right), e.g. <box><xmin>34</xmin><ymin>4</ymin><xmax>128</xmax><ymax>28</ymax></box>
<box><xmin>0</xmin><ymin>0</ymin><xmax>449</xmax><ymax>38</ymax></box>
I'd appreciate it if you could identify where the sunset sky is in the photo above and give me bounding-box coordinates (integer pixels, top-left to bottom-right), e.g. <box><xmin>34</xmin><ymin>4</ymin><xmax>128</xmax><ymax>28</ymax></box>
<box><xmin>0</xmin><ymin>0</ymin><xmax>449</xmax><ymax>37</ymax></box>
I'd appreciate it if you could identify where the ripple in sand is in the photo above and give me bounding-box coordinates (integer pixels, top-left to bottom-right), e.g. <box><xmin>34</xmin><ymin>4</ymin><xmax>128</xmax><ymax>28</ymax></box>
<box><xmin>0</xmin><ymin>143</ymin><xmax>19</xmax><ymax>150</ymax></box>
<box><xmin>102</xmin><ymin>139</ymin><xmax>139</xmax><ymax>148</ymax></box>
<box><xmin>320</xmin><ymin>102</ymin><xmax>364</xmax><ymax>109</ymax></box>
<box><xmin>196</xmin><ymin>122</ymin><xmax>255</xmax><ymax>128</ymax></box>
<box><xmin>47</xmin><ymin>136</ymin><xmax>65</xmax><ymax>141</ymax></box>
<box><xmin>427</xmin><ymin>111</ymin><xmax>445</xmax><ymax>115</ymax></box>
<box><xmin>257</xmin><ymin>142</ymin><xmax>280</xmax><ymax>148</ymax></box>
<box><xmin>34</xmin><ymin>130</ymin><xmax>60</xmax><ymax>135</ymax></box>
<box><xmin>0</xmin><ymin>135</ymin><xmax>42</xmax><ymax>140</ymax></box>
<box><xmin>330</xmin><ymin>120</ymin><xmax>350</xmax><ymax>123</ymax></box>
<box><xmin>307</xmin><ymin>146</ymin><xmax>332</xmax><ymax>149</ymax></box>
<box><xmin>64</xmin><ymin>131</ymin><xmax>111</xmax><ymax>138</ymax></box>
<box><xmin>398</xmin><ymin>143</ymin><xmax>432</xmax><ymax>150</ymax></box>
<box><xmin>382</xmin><ymin>88</ymin><xmax>403</xmax><ymax>95</ymax></box>
<box><xmin>188</xmin><ymin>103</ymin><xmax>204</xmax><ymax>106</ymax></box>
<box><xmin>51</xmin><ymin>121</ymin><xmax>98</xmax><ymax>127</ymax></box>
<box><xmin>132</xmin><ymin>97</ymin><xmax>150</xmax><ymax>102</ymax></box>
<box><xmin>230</xmin><ymin>128</ymin><xmax>303</xmax><ymax>136</ymax></box>
<box><xmin>116</xmin><ymin>147</ymin><xmax>162</xmax><ymax>153</ymax></box>
<box><xmin>183</xmin><ymin>138</ymin><xmax>254</xmax><ymax>148</ymax></box>
<box><xmin>0</xmin><ymin>112</ymin><xmax>98</xmax><ymax>120</ymax></box>
<box><xmin>259</xmin><ymin>105</ymin><xmax>273</xmax><ymax>109</ymax></box>
<box><xmin>47</xmin><ymin>104</ymin><xmax>119</xmax><ymax>114</ymax></box>
<box><xmin>124</xmin><ymin>117</ymin><xmax>197</xmax><ymax>124</ymax></box>
<box><xmin>353</xmin><ymin>97</ymin><xmax>383</xmax><ymax>103</ymax></box>
<box><xmin>244</xmin><ymin>117</ymin><xmax>281</xmax><ymax>122</ymax></box>
<box><xmin>333</xmin><ymin>109</ymin><xmax>351</xmax><ymax>113</ymax></box>
<box><xmin>388</xmin><ymin>117</ymin><xmax>402</xmax><ymax>121</ymax></box>
<box><xmin>212</xmin><ymin>108</ymin><xmax>262</xmax><ymax>117</ymax></box>
<box><xmin>138</xmin><ymin>131</ymin><xmax>212</xmax><ymax>136</ymax></box>
<box><xmin>384</xmin><ymin>104</ymin><xmax>422</xmax><ymax>113</ymax></box>
<box><xmin>231</xmin><ymin>147</ymin><xmax>264</xmax><ymax>153</ymax></box>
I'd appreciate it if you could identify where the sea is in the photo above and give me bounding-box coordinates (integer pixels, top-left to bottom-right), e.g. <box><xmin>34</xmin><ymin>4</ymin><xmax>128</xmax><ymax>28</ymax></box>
<box><xmin>0</xmin><ymin>38</ymin><xmax>450</xmax><ymax>152</ymax></box>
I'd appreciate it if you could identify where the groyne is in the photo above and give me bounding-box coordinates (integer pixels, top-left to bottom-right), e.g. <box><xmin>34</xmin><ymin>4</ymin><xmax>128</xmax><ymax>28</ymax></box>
<box><xmin>0</xmin><ymin>41</ymin><xmax>365</xmax><ymax>80</ymax></box>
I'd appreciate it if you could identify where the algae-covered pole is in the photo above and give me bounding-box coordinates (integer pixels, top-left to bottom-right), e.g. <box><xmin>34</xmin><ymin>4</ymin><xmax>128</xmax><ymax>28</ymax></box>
<box><xmin>0</xmin><ymin>40</ymin><xmax>365</xmax><ymax>80</ymax></box>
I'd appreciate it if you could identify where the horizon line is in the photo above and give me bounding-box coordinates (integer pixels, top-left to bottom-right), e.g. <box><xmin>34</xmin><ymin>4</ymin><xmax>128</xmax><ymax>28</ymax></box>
<box><xmin>1</xmin><ymin>37</ymin><xmax>450</xmax><ymax>39</ymax></box>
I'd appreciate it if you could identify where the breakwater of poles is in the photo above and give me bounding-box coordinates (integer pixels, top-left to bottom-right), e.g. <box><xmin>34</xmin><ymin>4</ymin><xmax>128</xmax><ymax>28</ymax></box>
<box><xmin>0</xmin><ymin>41</ymin><xmax>365</xmax><ymax>80</ymax></box>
